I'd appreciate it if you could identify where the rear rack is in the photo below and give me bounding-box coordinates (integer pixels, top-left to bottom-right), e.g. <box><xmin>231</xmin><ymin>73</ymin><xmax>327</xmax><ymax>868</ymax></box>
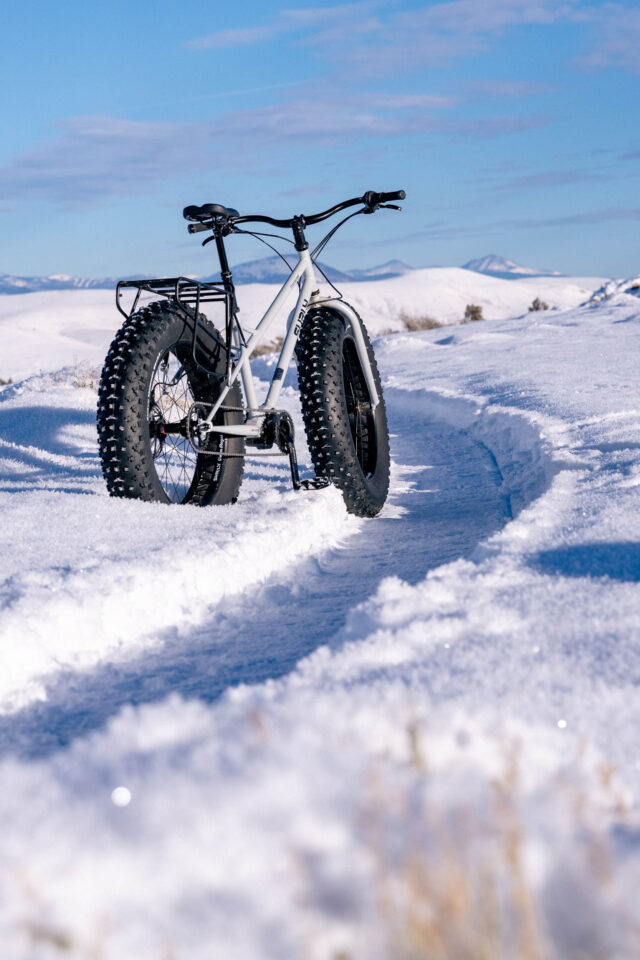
<box><xmin>116</xmin><ymin>276</ymin><xmax>230</xmax><ymax>320</ymax></box>
<box><xmin>115</xmin><ymin>276</ymin><xmax>234</xmax><ymax>380</ymax></box>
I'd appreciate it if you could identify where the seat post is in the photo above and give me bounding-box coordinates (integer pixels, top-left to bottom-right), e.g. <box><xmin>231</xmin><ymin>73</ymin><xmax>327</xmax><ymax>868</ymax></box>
<box><xmin>214</xmin><ymin>226</ymin><xmax>233</xmax><ymax>291</ymax></box>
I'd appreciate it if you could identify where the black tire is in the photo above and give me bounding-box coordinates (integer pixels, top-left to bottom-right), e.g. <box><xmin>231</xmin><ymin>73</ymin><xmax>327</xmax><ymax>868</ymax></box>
<box><xmin>296</xmin><ymin>306</ymin><xmax>390</xmax><ymax>517</ymax></box>
<box><xmin>97</xmin><ymin>300</ymin><xmax>244</xmax><ymax>506</ymax></box>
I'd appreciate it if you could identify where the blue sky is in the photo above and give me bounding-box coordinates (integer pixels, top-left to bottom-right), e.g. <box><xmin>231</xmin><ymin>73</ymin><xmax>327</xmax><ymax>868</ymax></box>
<box><xmin>1</xmin><ymin>0</ymin><xmax>639</xmax><ymax>278</ymax></box>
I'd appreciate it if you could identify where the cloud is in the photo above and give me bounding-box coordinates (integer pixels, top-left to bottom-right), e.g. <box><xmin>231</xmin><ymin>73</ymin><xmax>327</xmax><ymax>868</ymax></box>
<box><xmin>0</xmin><ymin>116</ymin><xmax>216</xmax><ymax>206</ymax></box>
<box><xmin>468</xmin><ymin>80</ymin><xmax>560</xmax><ymax>98</ymax></box>
<box><xmin>0</xmin><ymin>94</ymin><xmax>566</xmax><ymax>210</ymax></box>
<box><xmin>370</xmin><ymin>93</ymin><xmax>460</xmax><ymax>109</ymax></box>
<box><xmin>498</xmin><ymin>169</ymin><xmax>607</xmax><ymax>189</ymax></box>
<box><xmin>187</xmin><ymin>2</ymin><xmax>382</xmax><ymax>50</ymax></box>
<box><xmin>188</xmin><ymin>0</ymin><xmax>583</xmax><ymax>73</ymax></box>
<box><xmin>452</xmin><ymin>114</ymin><xmax>558</xmax><ymax>138</ymax></box>
<box><xmin>0</xmin><ymin>96</ymin><xmax>439</xmax><ymax>206</ymax></box>
<box><xmin>498</xmin><ymin>207</ymin><xmax>640</xmax><ymax>228</ymax></box>
<box><xmin>188</xmin><ymin>26</ymin><xmax>278</xmax><ymax>50</ymax></box>
<box><xmin>188</xmin><ymin>2</ymin><xmax>640</xmax><ymax>80</ymax></box>
<box><xmin>216</xmin><ymin>97</ymin><xmax>444</xmax><ymax>141</ymax></box>
<box><xmin>574</xmin><ymin>4</ymin><xmax>640</xmax><ymax>73</ymax></box>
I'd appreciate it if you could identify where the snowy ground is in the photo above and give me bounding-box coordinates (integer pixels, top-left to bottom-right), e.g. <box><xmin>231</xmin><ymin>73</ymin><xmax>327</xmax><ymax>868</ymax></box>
<box><xmin>0</xmin><ymin>268</ymin><xmax>605</xmax><ymax>382</ymax></box>
<box><xmin>1</xmin><ymin>273</ymin><xmax>639</xmax><ymax>958</ymax></box>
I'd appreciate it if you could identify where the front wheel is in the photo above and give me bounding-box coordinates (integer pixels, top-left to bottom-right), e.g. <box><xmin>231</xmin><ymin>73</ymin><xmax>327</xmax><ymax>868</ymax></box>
<box><xmin>296</xmin><ymin>307</ymin><xmax>390</xmax><ymax>517</ymax></box>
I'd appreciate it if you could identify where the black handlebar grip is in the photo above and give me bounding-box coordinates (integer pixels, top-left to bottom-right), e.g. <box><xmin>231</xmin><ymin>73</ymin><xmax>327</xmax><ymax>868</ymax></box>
<box><xmin>380</xmin><ymin>190</ymin><xmax>406</xmax><ymax>203</ymax></box>
<box><xmin>188</xmin><ymin>221</ymin><xmax>212</xmax><ymax>234</ymax></box>
<box><xmin>362</xmin><ymin>189</ymin><xmax>406</xmax><ymax>209</ymax></box>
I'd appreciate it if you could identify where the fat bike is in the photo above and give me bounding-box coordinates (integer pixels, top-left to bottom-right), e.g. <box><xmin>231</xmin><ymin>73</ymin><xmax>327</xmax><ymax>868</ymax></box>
<box><xmin>97</xmin><ymin>190</ymin><xmax>405</xmax><ymax>517</ymax></box>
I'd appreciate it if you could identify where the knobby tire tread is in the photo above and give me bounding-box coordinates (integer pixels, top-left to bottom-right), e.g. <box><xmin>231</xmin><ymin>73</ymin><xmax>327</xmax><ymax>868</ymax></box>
<box><xmin>296</xmin><ymin>307</ymin><xmax>390</xmax><ymax>517</ymax></box>
<box><xmin>97</xmin><ymin>300</ymin><xmax>244</xmax><ymax>505</ymax></box>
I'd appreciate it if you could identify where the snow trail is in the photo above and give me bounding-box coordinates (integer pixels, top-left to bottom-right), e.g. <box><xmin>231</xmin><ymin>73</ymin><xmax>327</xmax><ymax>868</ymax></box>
<box><xmin>0</xmin><ymin>394</ymin><xmax>513</xmax><ymax>758</ymax></box>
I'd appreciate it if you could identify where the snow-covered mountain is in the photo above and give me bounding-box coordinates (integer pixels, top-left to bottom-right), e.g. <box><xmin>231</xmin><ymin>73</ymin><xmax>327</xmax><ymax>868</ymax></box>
<box><xmin>0</xmin><ymin>273</ymin><xmax>123</xmax><ymax>294</ymax></box>
<box><xmin>0</xmin><ymin>258</ymin><xmax>414</xmax><ymax>294</ymax></box>
<box><xmin>462</xmin><ymin>254</ymin><xmax>563</xmax><ymax>280</ymax></box>
<box><xmin>211</xmin><ymin>255</ymin><xmax>353</xmax><ymax>285</ymax></box>
<box><xmin>347</xmin><ymin>259</ymin><xmax>414</xmax><ymax>280</ymax></box>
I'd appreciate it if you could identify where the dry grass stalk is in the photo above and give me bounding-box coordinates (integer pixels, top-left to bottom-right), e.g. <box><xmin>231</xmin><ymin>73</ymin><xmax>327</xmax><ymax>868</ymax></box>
<box><xmin>400</xmin><ymin>312</ymin><xmax>444</xmax><ymax>331</ymax></box>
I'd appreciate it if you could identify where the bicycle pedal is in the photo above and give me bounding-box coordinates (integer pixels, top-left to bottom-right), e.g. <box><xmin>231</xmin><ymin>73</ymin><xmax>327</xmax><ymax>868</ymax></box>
<box><xmin>299</xmin><ymin>477</ymin><xmax>331</xmax><ymax>490</ymax></box>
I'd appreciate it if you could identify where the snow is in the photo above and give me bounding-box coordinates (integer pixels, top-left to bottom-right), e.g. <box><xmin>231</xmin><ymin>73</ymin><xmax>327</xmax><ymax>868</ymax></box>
<box><xmin>1</xmin><ymin>271</ymin><xmax>640</xmax><ymax>957</ymax></box>
<box><xmin>0</xmin><ymin>268</ymin><xmax>605</xmax><ymax>382</ymax></box>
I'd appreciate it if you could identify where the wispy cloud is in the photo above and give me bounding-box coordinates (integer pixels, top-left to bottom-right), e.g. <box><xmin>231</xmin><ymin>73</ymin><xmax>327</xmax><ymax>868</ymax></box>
<box><xmin>468</xmin><ymin>80</ymin><xmax>560</xmax><ymax>98</ymax></box>
<box><xmin>452</xmin><ymin>115</ymin><xmax>558</xmax><ymax>138</ymax></box>
<box><xmin>499</xmin><ymin>207</ymin><xmax>640</xmax><ymax>228</ymax></box>
<box><xmin>0</xmin><ymin>88</ymin><xmax>552</xmax><ymax>207</ymax></box>
<box><xmin>187</xmin><ymin>2</ymin><xmax>382</xmax><ymax>50</ymax></box>
<box><xmin>370</xmin><ymin>93</ymin><xmax>460</xmax><ymax>109</ymax></box>
<box><xmin>0</xmin><ymin>96</ymin><xmax>439</xmax><ymax>206</ymax></box>
<box><xmin>498</xmin><ymin>169</ymin><xmax>607</xmax><ymax>189</ymax></box>
<box><xmin>188</xmin><ymin>1</ymin><xmax>640</xmax><ymax>80</ymax></box>
<box><xmin>574</xmin><ymin>4</ymin><xmax>640</xmax><ymax>73</ymax></box>
<box><xmin>188</xmin><ymin>25</ymin><xmax>278</xmax><ymax>50</ymax></box>
<box><xmin>0</xmin><ymin>116</ymin><xmax>215</xmax><ymax>206</ymax></box>
<box><xmin>188</xmin><ymin>0</ymin><xmax>582</xmax><ymax>73</ymax></box>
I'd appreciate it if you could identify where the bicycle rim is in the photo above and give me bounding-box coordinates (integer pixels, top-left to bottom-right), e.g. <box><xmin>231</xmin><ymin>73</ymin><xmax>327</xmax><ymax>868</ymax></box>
<box><xmin>148</xmin><ymin>346</ymin><xmax>205</xmax><ymax>502</ymax></box>
<box><xmin>342</xmin><ymin>337</ymin><xmax>377</xmax><ymax>478</ymax></box>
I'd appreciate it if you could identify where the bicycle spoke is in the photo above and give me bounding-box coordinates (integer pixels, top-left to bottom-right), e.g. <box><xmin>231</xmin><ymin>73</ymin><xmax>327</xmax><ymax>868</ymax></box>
<box><xmin>148</xmin><ymin>348</ymin><xmax>198</xmax><ymax>502</ymax></box>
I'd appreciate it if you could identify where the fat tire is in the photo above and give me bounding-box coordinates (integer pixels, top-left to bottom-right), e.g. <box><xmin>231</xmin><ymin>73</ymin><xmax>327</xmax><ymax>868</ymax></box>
<box><xmin>296</xmin><ymin>306</ymin><xmax>390</xmax><ymax>517</ymax></box>
<box><xmin>97</xmin><ymin>300</ymin><xmax>244</xmax><ymax>505</ymax></box>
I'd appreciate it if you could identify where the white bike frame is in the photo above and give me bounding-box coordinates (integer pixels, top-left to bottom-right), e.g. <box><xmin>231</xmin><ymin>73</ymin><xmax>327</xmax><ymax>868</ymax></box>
<box><xmin>201</xmin><ymin>246</ymin><xmax>380</xmax><ymax>441</ymax></box>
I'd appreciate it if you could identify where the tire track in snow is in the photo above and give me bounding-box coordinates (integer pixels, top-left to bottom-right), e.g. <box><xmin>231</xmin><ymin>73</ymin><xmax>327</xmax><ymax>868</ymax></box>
<box><xmin>1</xmin><ymin>395</ymin><xmax>513</xmax><ymax>758</ymax></box>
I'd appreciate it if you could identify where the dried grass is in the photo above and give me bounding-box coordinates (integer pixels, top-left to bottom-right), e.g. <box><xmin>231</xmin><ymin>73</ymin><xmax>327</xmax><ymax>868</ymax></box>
<box><xmin>297</xmin><ymin>722</ymin><xmax>640</xmax><ymax>960</ymax></box>
<box><xmin>251</xmin><ymin>336</ymin><xmax>284</xmax><ymax>357</ymax></box>
<box><xmin>528</xmin><ymin>298</ymin><xmax>549</xmax><ymax>312</ymax></box>
<box><xmin>400</xmin><ymin>312</ymin><xmax>444</xmax><ymax>332</ymax></box>
<box><xmin>462</xmin><ymin>303</ymin><xmax>484</xmax><ymax>324</ymax></box>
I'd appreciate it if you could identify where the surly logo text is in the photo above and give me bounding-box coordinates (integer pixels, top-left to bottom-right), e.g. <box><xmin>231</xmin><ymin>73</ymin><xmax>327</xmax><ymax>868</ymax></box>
<box><xmin>294</xmin><ymin>298</ymin><xmax>309</xmax><ymax>336</ymax></box>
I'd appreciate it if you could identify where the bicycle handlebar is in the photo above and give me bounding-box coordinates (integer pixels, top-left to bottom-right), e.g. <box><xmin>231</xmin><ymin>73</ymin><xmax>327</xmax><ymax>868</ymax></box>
<box><xmin>186</xmin><ymin>189</ymin><xmax>406</xmax><ymax>233</ymax></box>
<box><xmin>235</xmin><ymin>189</ymin><xmax>406</xmax><ymax>227</ymax></box>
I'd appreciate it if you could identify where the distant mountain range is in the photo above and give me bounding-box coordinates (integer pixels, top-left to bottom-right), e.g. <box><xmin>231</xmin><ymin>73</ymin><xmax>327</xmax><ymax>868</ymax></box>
<box><xmin>462</xmin><ymin>255</ymin><xmax>564</xmax><ymax>280</ymax></box>
<box><xmin>0</xmin><ymin>273</ymin><xmax>124</xmax><ymax>294</ymax></box>
<box><xmin>0</xmin><ymin>255</ymin><xmax>564</xmax><ymax>294</ymax></box>
<box><xmin>0</xmin><ymin>259</ymin><xmax>414</xmax><ymax>294</ymax></box>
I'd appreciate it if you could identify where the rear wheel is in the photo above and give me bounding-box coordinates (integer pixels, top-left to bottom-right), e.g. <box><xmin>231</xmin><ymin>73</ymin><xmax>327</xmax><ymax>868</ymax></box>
<box><xmin>97</xmin><ymin>301</ymin><xmax>244</xmax><ymax>505</ymax></box>
<box><xmin>296</xmin><ymin>307</ymin><xmax>390</xmax><ymax>516</ymax></box>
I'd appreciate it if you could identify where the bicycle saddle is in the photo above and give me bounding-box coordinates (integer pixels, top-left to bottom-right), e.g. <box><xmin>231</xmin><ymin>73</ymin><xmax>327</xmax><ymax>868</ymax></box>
<box><xmin>183</xmin><ymin>203</ymin><xmax>239</xmax><ymax>222</ymax></box>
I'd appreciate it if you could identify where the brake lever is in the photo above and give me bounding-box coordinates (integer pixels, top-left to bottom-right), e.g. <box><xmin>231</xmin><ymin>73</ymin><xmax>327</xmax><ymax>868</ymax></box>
<box><xmin>363</xmin><ymin>203</ymin><xmax>402</xmax><ymax>214</ymax></box>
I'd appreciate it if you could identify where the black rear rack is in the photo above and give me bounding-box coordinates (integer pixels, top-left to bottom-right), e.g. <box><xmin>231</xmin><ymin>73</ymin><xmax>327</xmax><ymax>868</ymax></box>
<box><xmin>116</xmin><ymin>276</ymin><xmax>230</xmax><ymax>320</ymax></box>
<box><xmin>115</xmin><ymin>276</ymin><xmax>234</xmax><ymax>380</ymax></box>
